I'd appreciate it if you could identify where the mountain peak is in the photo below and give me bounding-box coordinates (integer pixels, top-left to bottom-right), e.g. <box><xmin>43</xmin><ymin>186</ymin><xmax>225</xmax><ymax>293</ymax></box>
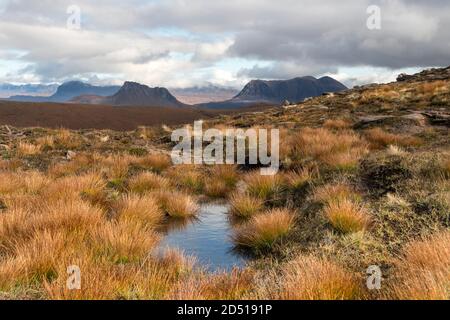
<box><xmin>230</xmin><ymin>75</ymin><xmax>347</xmax><ymax>105</ymax></box>
<box><xmin>107</xmin><ymin>81</ymin><xmax>185</xmax><ymax>108</ymax></box>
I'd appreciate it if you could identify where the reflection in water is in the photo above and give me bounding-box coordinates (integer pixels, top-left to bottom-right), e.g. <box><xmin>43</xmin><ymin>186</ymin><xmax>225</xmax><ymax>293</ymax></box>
<box><xmin>157</xmin><ymin>203</ymin><xmax>250</xmax><ymax>272</ymax></box>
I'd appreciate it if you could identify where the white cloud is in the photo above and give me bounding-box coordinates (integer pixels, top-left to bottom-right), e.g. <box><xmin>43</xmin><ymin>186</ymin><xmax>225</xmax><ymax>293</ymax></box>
<box><xmin>0</xmin><ymin>0</ymin><xmax>449</xmax><ymax>86</ymax></box>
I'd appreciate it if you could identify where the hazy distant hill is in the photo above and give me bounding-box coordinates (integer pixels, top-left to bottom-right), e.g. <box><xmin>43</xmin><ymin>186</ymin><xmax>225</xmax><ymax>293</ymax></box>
<box><xmin>0</xmin><ymin>83</ymin><xmax>58</xmax><ymax>98</ymax></box>
<box><xmin>199</xmin><ymin>76</ymin><xmax>347</xmax><ymax>109</ymax></box>
<box><xmin>71</xmin><ymin>82</ymin><xmax>187</xmax><ymax>108</ymax></box>
<box><xmin>9</xmin><ymin>81</ymin><xmax>120</xmax><ymax>103</ymax></box>
<box><xmin>171</xmin><ymin>85</ymin><xmax>238</xmax><ymax>104</ymax></box>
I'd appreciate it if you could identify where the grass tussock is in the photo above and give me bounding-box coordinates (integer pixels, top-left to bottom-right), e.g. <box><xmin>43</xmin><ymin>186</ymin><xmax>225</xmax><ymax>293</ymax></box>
<box><xmin>0</xmin><ymin>200</ymin><xmax>104</xmax><ymax>255</ymax></box>
<box><xmin>244</xmin><ymin>172</ymin><xmax>285</xmax><ymax>202</ymax></box>
<box><xmin>204</xmin><ymin>165</ymin><xmax>239</xmax><ymax>198</ymax></box>
<box><xmin>153</xmin><ymin>191</ymin><xmax>199</xmax><ymax>218</ymax></box>
<box><xmin>288</xmin><ymin>128</ymin><xmax>368</xmax><ymax>171</ymax></box>
<box><xmin>232</xmin><ymin>208</ymin><xmax>295</xmax><ymax>249</ymax></box>
<box><xmin>36</xmin><ymin>135</ymin><xmax>55</xmax><ymax>150</ymax></box>
<box><xmin>364</xmin><ymin>128</ymin><xmax>423</xmax><ymax>150</ymax></box>
<box><xmin>16</xmin><ymin>141</ymin><xmax>41</xmax><ymax>156</ymax></box>
<box><xmin>89</xmin><ymin>220</ymin><xmax>160</xmax><ymax>264</ymax></box>
<box><xmin>135</xmin><ymin>153</ymin><xmax>172</xmax><ymax>173</ymax></box>
<box><xmin>128</xmin><ymin>172</ymin><xmax>171</xmax><ymax>194</ymax></box>
<box><xmin>285</xmin><ymin>168</ymin><xmax>315</xmax><ymax>191</ymax></box>
<box><xmin>229</xmin><ymin>193</ymin><xmax>264</xmax><ymax>218</ymax></box>
<box><xmin>323</xmin><ymin>199</ymin><xmax>371</xmax><ymax>234</ymax></box>
<box><xmin>168</xmin><ymin>269</ymin><xmax>254</xmax><ymax>300</ymax></box>
<box><xmin>102</xmin><ymin>155</ymin><xmax>134</xmax><ymax>180</ymax></box>
<box><xmin>116</xmin><ymin>194</ymin><xmax>164</xmax><ymax>228</ymax></box>
<box><xmin>388</xmin><ymin>231</ymin><xmax>450</xmax><ymax>300</ymax></box>
<box><xmin>313</xmin><ymin>183</ymin><xmax>361</xmax><ymax>204</ymax></box>
<box><xmin>54</xmin><ymin>129</ymin><xmax>83</xmax><ymax>149</ymax></box>
<box><xmin>277</xmin><ymin>255</ymin><xmax>363</xmax><ymax>300</ymax></box>
<box><xmin>43</xmin><ymin>172</ymin><xmax>106</xmax><ymax>203</ymax></box>
<box><xmin>166</xmin><ymin>165</ymin><xmax>204</xmax><ymax>193</ymax></box>
<box><xmin>313</xmin><ymin>183</ymin><xmax>369</xmax><ymax>234</ymax></box>
<box><xmin>48</xmin><ymin>153</ymin><xmax>101</xmax><ymax>177</ymax></box>
<box><xmin>323</xmin><ymin>119</ymin><xmax>352</xmax><ymax>130</ymax></box>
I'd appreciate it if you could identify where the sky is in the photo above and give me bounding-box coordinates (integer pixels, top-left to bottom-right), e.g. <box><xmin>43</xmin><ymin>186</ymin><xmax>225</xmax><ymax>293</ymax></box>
<box><xmin>0</xmin><ymin>0</ymin><xmax>449</xmax><ymax>88</ymax></box>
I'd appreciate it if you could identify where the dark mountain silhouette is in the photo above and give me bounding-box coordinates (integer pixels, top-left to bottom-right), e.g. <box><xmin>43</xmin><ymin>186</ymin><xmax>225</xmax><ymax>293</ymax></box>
<box><xmin>9</xmin><ymin>81</ymin><xmax>120</xmax><ymax>103</ymax></box>
<box><xmin>198</xmin><ymin>76</ymin><xmax>347</xmax><ymax>109</ymax></box>
<box><xmin>70</xmin><ymin>82</ymin><xmax>186</xmax><ymax>108</ymax></box>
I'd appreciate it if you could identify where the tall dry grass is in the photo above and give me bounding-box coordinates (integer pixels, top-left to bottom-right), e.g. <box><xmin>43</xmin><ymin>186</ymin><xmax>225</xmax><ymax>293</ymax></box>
<box><xmin>285</xmin><ymin>168</ymin><xmax>315</xmax><ymax>191</ymax></box>
<box><xmin>153</xmin><ymin>191</ymin><xmax>199</xmax><ymax>218</ymax></box>
<box><xmin>276</xmin><ymin>255</ymin><xmax>363</xmax><ymax>300</ymax></box>
<box><xmin>387</xmin><ymin>231</ymin><xmax>450</xmax><ymax>300</ymax></box>
<box><xmin>313</xmin><ymin>183</ymin><xmax>361</xmax><ymax>204</ymax></box>
<box><xmin>0</xmin><ymin>171</ymin><xmax>191</xmax><ymax>299</ymax></box>
<box><xmin>323</xmin><ymin>119</ymin><xmax>352</xmax><ymax>130</ymax></box>
<box><xmin>244</xmin><ymin>172</ymin><xmax>286</xmax><ymax>202</ymax></box>
<box><xmin>168</xmin><ymin>269</ymin><xmax>255</xmax><ymax>300</ymax></box>
<box><xmin>135</xmin><ymin>153</ymin><xmax>172</xmax><ymax>173</ymax></box>
<box><xmin>53</xmin><ymin>129</ymin><xmax>83</xmax><ymax>149</ymax></box>
<box><xmin>364</xmin><ymin>128</ymin><xmax>423</xmax><ymax>150</ymax></box>
<box><xmin>232</xmin><ymin>209</ymin><xmax>295</xmax><ymax>249</ymax></box>
<box><xmin>229</xmin><ymin>193</ymin><xmax>264</xmax><ymax>219</ymax></box>
<box><xmin>313</xmin><ymin>183</ymin><xmax>369</xmax><ymax>233</ymax></box>
<box><xmin>166</xmin><ymin>165</ymin><xmax>204</xmax><ymax>193</ymax></box>
<box><xmin>323</xmin><ymin>199</ymin><xmax>371</xmax><ymax>234</ymax></box>
<box><xmin>287</xmin><ymin>128</ymin><xmax>368</xmax><ymax>170</ymax></box>
<box><xmin>116</xmin><ymin>194</ymin><xmax>164</xmax><ymax>228</ymax></box>
<box><xmin>128</xmin><ymin>172</ymin><xmax>171</xmax><ymax>194</ymax></box>
<box><xmin>204</xmin><ymin>165</ymin><xmax>239</xmax><ymax>198</ymax></box>
<box><xmin>16</xmin><ymin>142</ymin><xmax>41</xmax><ymax>156</ymax></box>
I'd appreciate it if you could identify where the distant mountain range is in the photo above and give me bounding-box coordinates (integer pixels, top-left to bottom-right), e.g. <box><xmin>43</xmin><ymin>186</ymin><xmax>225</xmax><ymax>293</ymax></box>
<box><xmin>0</xmin><ymin>83</ymin><xmax>58</xmax><ymax>98</ymax></box>
<box><xmin>198</xmin><ymin>76</ymin><xmax>347</xmax><ymax>109</ymax></box>
<box><xmin>4</xmin><ymin>75</ymin><xmax>347</xmax><ymax>109</ymax></box>
<box><xmin>8</xmin><ymin>81</ymin><xmax>120</xmax><ymax>103</ymax></box>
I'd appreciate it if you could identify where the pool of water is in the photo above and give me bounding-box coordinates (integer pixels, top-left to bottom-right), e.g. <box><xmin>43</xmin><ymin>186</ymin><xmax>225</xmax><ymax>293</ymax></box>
<box><xmin>157</xmin><ymin>203</ymin><xmax>248</xmax><ymax>272</ymax></box>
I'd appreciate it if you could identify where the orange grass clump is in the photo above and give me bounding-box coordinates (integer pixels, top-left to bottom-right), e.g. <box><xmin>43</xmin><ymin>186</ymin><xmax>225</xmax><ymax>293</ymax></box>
<box><xmin>128</xmin><ymin>172</ymin><xmax>171</xmax><ymax>194</ymax></box>
<box><xmin>232</xmin><ymin>209</ymin><xmax>295</xmax><ymax>249</ymax></box>
<box><xmin>364</xmin><ymin>128</ymin><xmax>423</xmax><ymax>150</ymax></box>
<box><xmin>278</xmin><ymin>255</ymin><xmax>363</xmax><ymax>300</ymax></box>
<box><xmin>288</xmin><ymin>128</ymin><xmax>368</xmax><ymax>170</ymax></box>
<box><xmin>388</xmin><ymin>231</ymin><xmax>450</xmax><ymax>300</ymax></box>
<box><xmin>116</xmin><ymin>194</ymin><xmax>164</xmax><ymax>228</ymax></box>
<box><xmin>323</xmin><ymin>199</ymin><xmax>371</xmax><ymax>234</ymax></box>
<box><xmin>229</xmin><ymin>193</ymin><xmax>264</xmax><ymax>218</ymax></box>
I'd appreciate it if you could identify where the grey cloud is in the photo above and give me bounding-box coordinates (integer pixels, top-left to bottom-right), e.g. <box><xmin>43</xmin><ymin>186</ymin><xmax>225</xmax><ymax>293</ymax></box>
<box><xmin>1</xmin><ymin>0</ymin><xmax>450</xmax><ymax>85</ymax></box>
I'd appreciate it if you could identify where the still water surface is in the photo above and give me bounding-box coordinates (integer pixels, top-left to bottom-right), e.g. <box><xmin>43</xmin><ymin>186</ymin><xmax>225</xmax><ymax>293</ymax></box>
<box><xmin>158</xmin><ymin>203</ymin><xmax>248</xmax><ymax>272</ymax></box>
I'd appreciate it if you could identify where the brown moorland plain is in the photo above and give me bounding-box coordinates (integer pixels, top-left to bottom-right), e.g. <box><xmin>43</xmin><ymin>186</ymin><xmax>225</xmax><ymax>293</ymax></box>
<box><xmin>0</xmin><ymin>67</ymin><xmax>449</xmax><ymax>300</ymax></box>
<box><xmin>0</xmin><ymin>100</ymin><xmax>271</xmax><ymax>130</ymax></box>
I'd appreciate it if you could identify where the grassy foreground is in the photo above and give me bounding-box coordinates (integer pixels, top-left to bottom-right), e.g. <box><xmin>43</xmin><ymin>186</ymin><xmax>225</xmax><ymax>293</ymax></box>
<box><xmin>0</xmin><ymin>67</ymin><xmax>449</xmax><ymax>300</ymax></box>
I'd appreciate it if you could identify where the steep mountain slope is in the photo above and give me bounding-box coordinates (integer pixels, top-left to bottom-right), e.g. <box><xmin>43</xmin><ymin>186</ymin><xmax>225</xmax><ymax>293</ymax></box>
<box><xmin>71</xmin><ymin>82</ymin><xmax>187</xmax><ymax>108</ymax></box>
<box><xmin>198</xmin><ymin>76</ymin><xmax>347</xmax><ymax>109</ymax></box>
<box><xmin>106</xmin><ymin>82</ymin><xmax>186</xmax><ymax>107</ymax></box>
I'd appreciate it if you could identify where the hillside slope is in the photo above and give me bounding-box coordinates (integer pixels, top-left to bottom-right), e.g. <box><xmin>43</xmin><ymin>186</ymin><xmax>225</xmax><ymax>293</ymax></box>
<box><xmin>200</xmin><ymin>76</ymin><xmax>347</xmax><ymax>109</ymax></box>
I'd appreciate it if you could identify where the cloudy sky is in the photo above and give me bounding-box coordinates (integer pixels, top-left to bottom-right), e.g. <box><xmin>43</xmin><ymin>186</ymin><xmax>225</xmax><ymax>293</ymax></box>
<box><xmin>0</xmin><ymin>0</ymin><xmax>449</xmax><ymax>88</ymax></box>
